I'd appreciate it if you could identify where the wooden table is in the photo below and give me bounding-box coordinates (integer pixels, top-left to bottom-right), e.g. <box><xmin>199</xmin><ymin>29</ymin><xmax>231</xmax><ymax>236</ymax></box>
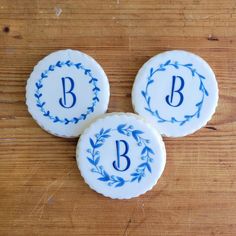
<box><xmin>0</xmin><ymin>1</ymin><xmax>235</xmax><ymax>235</ymax></box>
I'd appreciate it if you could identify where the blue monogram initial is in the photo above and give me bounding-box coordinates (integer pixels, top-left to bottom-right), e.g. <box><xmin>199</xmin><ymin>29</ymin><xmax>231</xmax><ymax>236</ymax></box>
<box><xmin>113</xmin><ymin>140</ymin><xmax>131</xmax><ymax>172</ymax></box>
<box><xmin>59</xmin><ymin>77</ymin><xmax>76</xmax><ymax>108</ymax></box>
<box><xmin>165</xmin><ymin>75</ymin><xmax>185</xmax><ymax>107</ymax></box>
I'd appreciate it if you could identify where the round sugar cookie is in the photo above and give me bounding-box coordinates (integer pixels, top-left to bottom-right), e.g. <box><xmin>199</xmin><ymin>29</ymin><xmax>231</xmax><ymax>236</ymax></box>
<box><xmin>132</xmin><ymin>50</ymin><xmax>218</xmax><ymax>137</ymax></box>
<box><xmin>76</xmin><ymin>113</ymin><xmax>166</xmax><ymax>199</ymax></box>
<box><xmin>26</xmin><ymin>49</ymin><xmax>110</xmax><ymax>138</ymax></box>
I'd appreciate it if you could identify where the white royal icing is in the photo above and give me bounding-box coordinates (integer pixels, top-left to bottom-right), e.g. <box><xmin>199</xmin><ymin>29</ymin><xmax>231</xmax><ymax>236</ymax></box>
<box><xmin>26</xmin><ymin>49</ymin><xmax>110</xmax><ymax>137</ymax></box>
<box><xmin>76</xmin><ymin>113</ymin><xmax>166</xmax><ymax>199</ymax></box>
<box><xmin>132</xmin><ymin>50</ymin><xmax>218</xmax><ymax>137</ymax></box>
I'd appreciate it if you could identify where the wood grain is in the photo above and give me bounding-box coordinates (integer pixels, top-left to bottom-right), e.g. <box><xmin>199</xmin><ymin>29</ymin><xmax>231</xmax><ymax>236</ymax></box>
<box><xmin>0</xmin><ymin>0</ymin><xmax>235</xmax><ymax>235</ymax></box>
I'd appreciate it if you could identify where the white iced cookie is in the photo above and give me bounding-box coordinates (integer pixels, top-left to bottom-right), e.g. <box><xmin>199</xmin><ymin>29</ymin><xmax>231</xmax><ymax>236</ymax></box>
<box><xmin>132</xmin><ymin>50</ymin><xmax>218</xmax><ymax>137</ymax></box>
<box><xmin>26</xmin><ymin>49</ymin><xmax>110</xmax><ymax>138</ymax></box>
<box><xmin>76</xmin><ymin>113</ymin><xmax>166</xmax><ymax>199</ymax></box>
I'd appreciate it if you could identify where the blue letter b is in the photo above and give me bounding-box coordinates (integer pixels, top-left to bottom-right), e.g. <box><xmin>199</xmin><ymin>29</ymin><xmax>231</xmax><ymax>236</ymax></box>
<box><xmin>113</xmin><ymin>140</ymin><xmax>131</xmax><ymax>172</ymax></box>
<box><xmin>165</xmin><ymin>75</ymin><xmax>185</xmax><ymax>107</ymax></box>
<box><xmin>59</xmin><ymin>77</ymin><xmax>76</xmax><ymax>109</ymax></box>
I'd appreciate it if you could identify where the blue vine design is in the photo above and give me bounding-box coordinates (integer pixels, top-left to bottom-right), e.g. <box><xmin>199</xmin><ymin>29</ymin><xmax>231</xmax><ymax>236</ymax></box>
<box><xmin>141</xmin><ymin>60</ymin><xmax>209</xmax><ymax>126</ymax></box>
<box><xmin>86</xmin><ymin>124</ymin><xmax>154</xmax><ymax>188</ymax></box>
<box><xmin>34</xmin><ymin>60</ymin><xmax>100</xmax><ymax>125</ymax></box>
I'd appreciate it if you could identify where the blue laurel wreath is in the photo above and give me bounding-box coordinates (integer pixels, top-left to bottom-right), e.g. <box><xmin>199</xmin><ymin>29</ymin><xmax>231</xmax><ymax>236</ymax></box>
<box><xmin>141</xmin><ymin>60</ymin><xmax>209</xmax><ymax>126</ymax></box>
<box><xmin>86</xmin><ymin>124</ymin><xmax>154</xmax><ymax>188</ymax></box>
<box><xmin>34</xmin><ymin>60</ymin><xmax>100</xmax><ymax>125</ymax></box>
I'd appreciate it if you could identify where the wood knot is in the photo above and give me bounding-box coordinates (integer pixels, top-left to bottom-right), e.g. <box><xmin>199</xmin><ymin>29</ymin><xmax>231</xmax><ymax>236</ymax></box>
<box><xmin>208</xmin><ymin>34</ymin><xmax>219</xmax><ymax>41</ymax></box>
<box><xmin>2</xmin><ymin>26</ymin><xmax>10</xmax><ymax>33</ymax></box>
